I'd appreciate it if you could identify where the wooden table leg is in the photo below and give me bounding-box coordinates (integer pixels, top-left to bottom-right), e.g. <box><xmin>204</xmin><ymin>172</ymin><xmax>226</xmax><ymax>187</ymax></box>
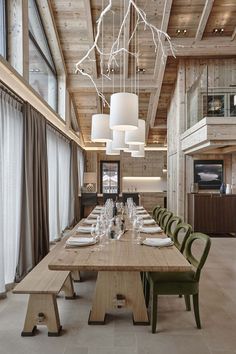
<box><xmin>88</xmin><ymin>271</ymin><xmax>149</xmax><ymax>325</ymax></box>
<box><xmin>21</xmin><ymin>294</ymin><xmax>62</xmax><ymax>337</ymax></box>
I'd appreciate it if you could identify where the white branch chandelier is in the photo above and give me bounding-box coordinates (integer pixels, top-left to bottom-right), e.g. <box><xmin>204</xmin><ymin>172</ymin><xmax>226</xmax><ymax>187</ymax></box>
<box><xmin>75</xmin><ymin>0</ymin><xmax>175</xmax><ymax>108</ymax></box>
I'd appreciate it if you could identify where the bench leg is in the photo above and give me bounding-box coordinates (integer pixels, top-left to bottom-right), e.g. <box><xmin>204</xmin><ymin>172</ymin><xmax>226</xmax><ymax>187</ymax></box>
<box><xmin>21</xmin><ymin>294</ymin><xmax>62</xmax><ymax>337</ymax></box>
<box><xmin>62</xmin><ymin>274</ymin><xmax>76</xmax><ymax>299</ymax></box>
<box><xmin>71</xmin><ymin>270</ymin><xmax>81</xmax><ymax>282</ymax></box>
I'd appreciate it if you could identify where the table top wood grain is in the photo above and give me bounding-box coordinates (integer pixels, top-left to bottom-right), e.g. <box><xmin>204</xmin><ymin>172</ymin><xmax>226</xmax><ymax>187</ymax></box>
<box><xmin>48</xmin><ymin>212</ymin><xmax>192</xmax><ymax>273</ymax></box>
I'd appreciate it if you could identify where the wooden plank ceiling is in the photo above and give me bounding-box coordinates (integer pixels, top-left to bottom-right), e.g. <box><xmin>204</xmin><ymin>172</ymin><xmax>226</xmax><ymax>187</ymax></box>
<box><xmin>51</xmin><ymin>0</ymin><xmax>236</xmax><ymax>147</ymax></box>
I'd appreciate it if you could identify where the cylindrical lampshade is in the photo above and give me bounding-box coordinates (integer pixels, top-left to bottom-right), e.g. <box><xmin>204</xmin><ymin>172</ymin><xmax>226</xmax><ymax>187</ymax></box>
<box><xmin>128</xmin><ymin>144</ymin><xmax>140</xmax><ymax>152</ymax></box>
<box><xmin>131</xmin><ymin>145</ymin><xmax>145</xmax><ymax>157</ymax></box>
<box><xmin>106</xmin><ymin>141</ymin><xmax>120</xmax><ymax>155</ymax></box>
<box><xmin>125</xmin><ymin>119</ymin><xmax>145</xmax><ymax>145</ymax></box>
<box><xmin>234</xmin><ymin>94</ymin><xmax>236</xmax><ymax>106</ymax></box>
<box><xmin>112</xmin><ymin>130</ymin><xmax>127</xmax><ymax>150</ymax></box>
<box><xmin>110</xmin><ymin>92</ymin><xmax>139</xmax><ymax>131</ymax></box>
<box><xmin>91</xmin><ymin>114</ymin><xmax>112</xmax><ymax>142</ymax></box>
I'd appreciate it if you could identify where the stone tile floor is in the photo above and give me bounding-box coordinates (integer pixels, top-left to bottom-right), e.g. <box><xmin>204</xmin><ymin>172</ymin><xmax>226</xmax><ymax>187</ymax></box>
<box><xmin>0</xmin><ymin>238</ymin><xmax>236</xmax><ymax>354</ymax></box>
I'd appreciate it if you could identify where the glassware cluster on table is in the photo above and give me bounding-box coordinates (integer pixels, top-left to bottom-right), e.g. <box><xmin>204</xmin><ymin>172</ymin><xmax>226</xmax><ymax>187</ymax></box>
<box><xmin>90</xmin><ymin>197</ymin><xmax>144</xmax><ymax>244</ymax></box>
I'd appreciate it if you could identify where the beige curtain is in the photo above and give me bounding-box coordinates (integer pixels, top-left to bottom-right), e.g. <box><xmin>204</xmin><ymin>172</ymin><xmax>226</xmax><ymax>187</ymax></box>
<box><xmin>16</xmin><ymin>104</ymin><xmax>49</xmax><ymax>280</ymax></box>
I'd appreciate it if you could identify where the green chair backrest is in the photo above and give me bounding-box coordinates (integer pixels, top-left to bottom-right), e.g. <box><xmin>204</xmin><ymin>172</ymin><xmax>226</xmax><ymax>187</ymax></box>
<box><xmin>172</xmin><ymin>222</ymin><xmax>192</xmax><ymax>253</ymax></box>
<box><xmin>152</xmin><ymin>205</ymin><xmax>161</xmax><ymax>218</ymax></box>
<box><xmin>185</xmin><ymin>232</ymin><xmax>211</xmax><ymax>281</ymax></box>
<box><xmin>156</xmin><ymin>208</ymin><xmax>166</xmax><ymax>224</ymax></box>
<box><xmin>160</xmin><ymin>211</ymin><xmax>173</xmax><ymax>232</ymax></box>
<box><xmin>166</xmin><ymin>216</ymin><xmax>182</xmax><ymax>238</ymax></box>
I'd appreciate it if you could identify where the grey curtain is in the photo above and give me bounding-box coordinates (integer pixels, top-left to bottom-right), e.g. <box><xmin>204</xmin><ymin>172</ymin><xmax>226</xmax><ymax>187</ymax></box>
<box><xmin>16</xmin><ymin>103</ymin><xmax>49</xmax><ymax>280</ymax></box>
<box><xmin>70</xmin><ymin>141</ymin><xmax>80</xmax><ymax>225</ymax></box>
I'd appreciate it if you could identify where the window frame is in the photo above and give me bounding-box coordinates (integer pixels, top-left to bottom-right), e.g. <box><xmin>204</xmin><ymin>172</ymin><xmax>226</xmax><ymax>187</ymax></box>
<box><xmin>28</xmin><ymin>0</ymin><xmax>58</xmax><ymax>111</ymax></box>
<box><xmin>100</xmin><ymin>160</ymin><xmax>120</xmax><ymax>194</ymax></box>
<box><xmin>0</xmin><ymin>0</ymin><xmax>7</xmax><ymax>58</ymax></box>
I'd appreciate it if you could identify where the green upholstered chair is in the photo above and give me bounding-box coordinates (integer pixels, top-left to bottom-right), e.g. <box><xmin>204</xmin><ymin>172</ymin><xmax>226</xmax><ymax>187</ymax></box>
<box><xmin>159</xmin><ymin>210</ymin><xmax>173</xmax><ymax>232</ymax></box>
<box><xmin>165</xmin><ymin>216</ymin><xmax>182</xmax><ymax>239</ymax></box>
<box><xmin>172</xmin><ymin>222</ymin><xmax>192</xmax><ymax>253</ymax></box>
<box><xmin>152</xmin><ymin>205</ymin><xmax>161</xmax><ymax>219</ymax></box>
<box><xmin>155</xmin><ymin>208</ymin><xmax>166</xmax><ymax>224</ymax></box>
<box><xmin>145</xmin><ymin>232</ymin><xmax>211</xmax><ymax>333</ymax></box>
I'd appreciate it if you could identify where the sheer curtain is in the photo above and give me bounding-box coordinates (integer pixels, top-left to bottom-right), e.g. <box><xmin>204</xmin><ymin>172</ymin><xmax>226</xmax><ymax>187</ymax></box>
<box><xmin>0</xmin><ymin>90</ymin><xmax>23</xmax><ymax>296</ymax></box>
<box><xmin>47</xmin><ymin>126</ymin><xmax>71</xmax><ymax>241</ymax></box>
<box><xmin>77</xmin><ymin>147</ymin><xmax>84</xmax><ymax>194</ymax></box>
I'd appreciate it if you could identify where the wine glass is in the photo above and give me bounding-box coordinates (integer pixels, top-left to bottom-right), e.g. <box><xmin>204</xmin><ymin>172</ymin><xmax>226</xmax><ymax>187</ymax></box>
<box><xmin>135</xmin><ymin>217</ymin><xmax>144</xmax><ymax>244</ymax></box>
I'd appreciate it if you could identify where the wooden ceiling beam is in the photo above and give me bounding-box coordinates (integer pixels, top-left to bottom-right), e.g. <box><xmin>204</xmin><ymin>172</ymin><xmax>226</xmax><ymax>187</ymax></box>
<box><xmin>169</xmin><ymin>37</ymin><xmax>236</xmax><ymax>56</ymax></box>
<box><xmin>146</xmin><ymin>0</ymin><xmax>173</xmax><ymax>142</ymax></box>
<box><xmin>145</xmin><ymin>56</ymin><xmax>167</xmax><ymax>141</ymax></box>
<box><xmin>153</xmin><ymin>0</ymin><xmax>173</xmax><ymax>80</ymax></box>
<box><xmin>83</xmin><ymin>0</ymin><xmax>98</xmax><ymax>78</ymax></box>
<box><xmin>67</xmin><ymin>75</ymin><xmax>156</xmax><ymax>92</ymax></box>
<box><xmin>195</xmin><ymin>0</ymin><xmax>214</xmax><ymax>41</ymax></box>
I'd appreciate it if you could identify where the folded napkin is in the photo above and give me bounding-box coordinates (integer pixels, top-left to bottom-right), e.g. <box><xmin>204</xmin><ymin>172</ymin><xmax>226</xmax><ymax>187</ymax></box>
<box><xmin>143</xmin><ymin>219</ymin><xmax>156</xmax><ymax>225</ymax></box>
<box><xmin>77</xmin><ymin>226</ymin><xmax>92</xmax><ymax>233</ymax></box>
<box><xmin>88</xmin><ymin>214</ymin><xmax>98</xmax><ymax>219</ymax></box>
<box><xmin>84</xmin><ymin>219</ymin><xmax>97</xmax><ymax>225</ymax></box>
<box><xmin>141</xmin><ymin>226</ymin><xmax>162</xmax><ymax>233</ymax></box>
<box><xmin>142</xmin><ymin>237</ymin><xmax>173</xmax><ymax>247</ymax></box>
<box><xmin>136</xmin><ymin>210</ymin><xmax>148</xmax><ymax>215</ymax></box>
<box><xmin>66</xmin><ymin>236</ymin><xmax>96</xmax><ymax>246</ymax></box>
<box><xmin>92</xmin><ymin>210</ymin><xmax>101</xmax><ymax>214</ymax></box>
<box><xmin>140</xmin><ymin>214</ymin><xmax>151</xmax><ymax>219</ymax></box>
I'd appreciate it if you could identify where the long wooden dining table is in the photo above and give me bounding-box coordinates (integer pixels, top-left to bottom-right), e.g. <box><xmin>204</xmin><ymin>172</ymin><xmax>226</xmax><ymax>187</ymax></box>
<box><xmin>48</xmin><ymin>208</ymin><xmax>192</xmax><ymax>325</ymax></box>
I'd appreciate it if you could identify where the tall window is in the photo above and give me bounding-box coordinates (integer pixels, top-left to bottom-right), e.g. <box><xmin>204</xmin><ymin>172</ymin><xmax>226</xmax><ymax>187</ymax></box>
<box><xmin>28</xmin><ymin>0</ymin><xmax>57</xmax><ymax>110</ymax></box>
<box><xmin>100</xmin><ymin>161</ymin><xmax>120</xmax><ymax>194</ymax></box>
<box><xmin>47</xmin><ymin>126</ymin><xmax>71</xmax><ymax>241</ymax></box>
<box><xmin>0</xmin><ymin>0</ymin><xmax>6</xmax><ymax>57</ymax></box>
<box><xmin>0</xmin><ymin>88</ymin><xmax>23</xmax><ymax>294</ymax></box>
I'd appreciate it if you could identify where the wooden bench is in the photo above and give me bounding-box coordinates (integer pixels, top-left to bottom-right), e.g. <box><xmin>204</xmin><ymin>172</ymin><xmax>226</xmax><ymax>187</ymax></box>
<box><xmin>13</xmin><ymin>239</ymin><xmax>76</xmax><ymax>337</ymax></box>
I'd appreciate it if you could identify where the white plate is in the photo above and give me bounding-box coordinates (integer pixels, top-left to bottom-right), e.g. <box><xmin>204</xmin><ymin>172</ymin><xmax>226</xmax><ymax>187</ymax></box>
<box><xmin>142</xmin><ymin>240</ymin><xmax>174</xmax><ymax>247</ymax></box>
<box><xmin>66</xmin><ymin>237</ymin><xmax>97</xmax><ymax>247</ymax></box>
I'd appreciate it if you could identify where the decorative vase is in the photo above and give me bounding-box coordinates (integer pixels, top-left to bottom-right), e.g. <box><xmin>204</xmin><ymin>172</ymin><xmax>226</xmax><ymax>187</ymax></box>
<box><xmin>219</xmin><ymin>182</ymin><xmax>226</xmax><ymax>195</ymax></box>
<box><xmin>226</xmin><ymin>184</ymin><xmax>232</xmax><ymax>195</ymax></box>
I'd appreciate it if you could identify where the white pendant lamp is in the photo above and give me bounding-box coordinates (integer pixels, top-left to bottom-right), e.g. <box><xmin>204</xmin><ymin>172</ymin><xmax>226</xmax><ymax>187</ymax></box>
<box><xmin>112</xmin><ymin>130</ymin><xmax>127</xmax><ymax>150</ymax></box>
<box><xmin>125</xmin><ymin>119</ymin><xmax>145</xmax><ymax>145</ymax></box>
<box><xmin>131</xmin><ymin>145</ymin><xmax>145</xmax><ymax>157</ymax></box>
<box><xmin>106</xmin><ymin>141</ymin><xmax>120</xmax><ymax>155</ymax></box>
<box><xmin>91</xmin><ymin>114</ymin><xmax>112</xmax><ymax>142</ymax></box>
<box><xmin>110</xmin><ymin>92</ymin><xmax>139</xmax><ymax>131</ymax></box>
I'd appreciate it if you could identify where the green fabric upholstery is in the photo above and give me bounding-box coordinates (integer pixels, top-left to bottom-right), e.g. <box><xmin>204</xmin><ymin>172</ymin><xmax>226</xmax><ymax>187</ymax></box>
<box><xmin>165</xmin><ymin>216</ymin><xmax>182</xmax><ymax>238</ymax></box>
<box><xmin>172</xmin><ymin>223</ymin><xmax>192</xmax><ymax>253</ymax></box>
<box><xmin>152</xmin><ymin>205</ymin><xmax>161</xmax><ymax>219</ymax></box>
<box><xmin>159</xmin><ymin>211</ymin><xmax>173</xmax><ymax>232</ymax></box>
<box><xmin>145</xmin><ymin>232</ymin><xmax>211</xmax><ymax>333</ymax></box>
<box><xmin>155</xmin><ymin>208</ymin><xmax>166</xmax><ymax>224</ymax></box>
<box><xmin>147</xmin><ymin>270</ymin><xmax>195</xmax><ymax>283</ymax></box>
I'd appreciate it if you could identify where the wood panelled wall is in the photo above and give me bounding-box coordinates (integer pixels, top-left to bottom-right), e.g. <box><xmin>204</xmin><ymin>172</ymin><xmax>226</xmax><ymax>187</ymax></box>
<box><xmin>167</xmin><ymin>58</ymin><xmax>236</xmax><ymax>220</ymax></box>
<box><xmin>85</xmin><ymin>151</ymin><xmax>166</xmax><ymax>193</ymax></box>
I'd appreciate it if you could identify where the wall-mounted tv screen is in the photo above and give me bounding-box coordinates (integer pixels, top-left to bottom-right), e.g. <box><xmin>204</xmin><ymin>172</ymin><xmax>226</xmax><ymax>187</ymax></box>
<box><xmin>194</xmin><ymin>160</ymin><xmax>223</xmax><ymax>190</ymax></box>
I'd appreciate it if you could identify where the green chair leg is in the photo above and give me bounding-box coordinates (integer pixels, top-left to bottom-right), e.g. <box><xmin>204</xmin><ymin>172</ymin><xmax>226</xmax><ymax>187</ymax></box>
<box><xmin>151</xmin><ymin>290</ymin><xmax>158</xmax><ymax>333</ymax></box>
<box><xmin>184</xmin><ymin>295</ymin><xmax>191</xmax><ymax>311</ymax></box>
<box><xmin>145</xmin><ymin>279</ymin><xmax>150</xmax><ymax>308</ymax></box>
<box><xmin>193</xmin><ymin>293</ymin><xmax>201</xmax><ymax>329</ymax></box>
